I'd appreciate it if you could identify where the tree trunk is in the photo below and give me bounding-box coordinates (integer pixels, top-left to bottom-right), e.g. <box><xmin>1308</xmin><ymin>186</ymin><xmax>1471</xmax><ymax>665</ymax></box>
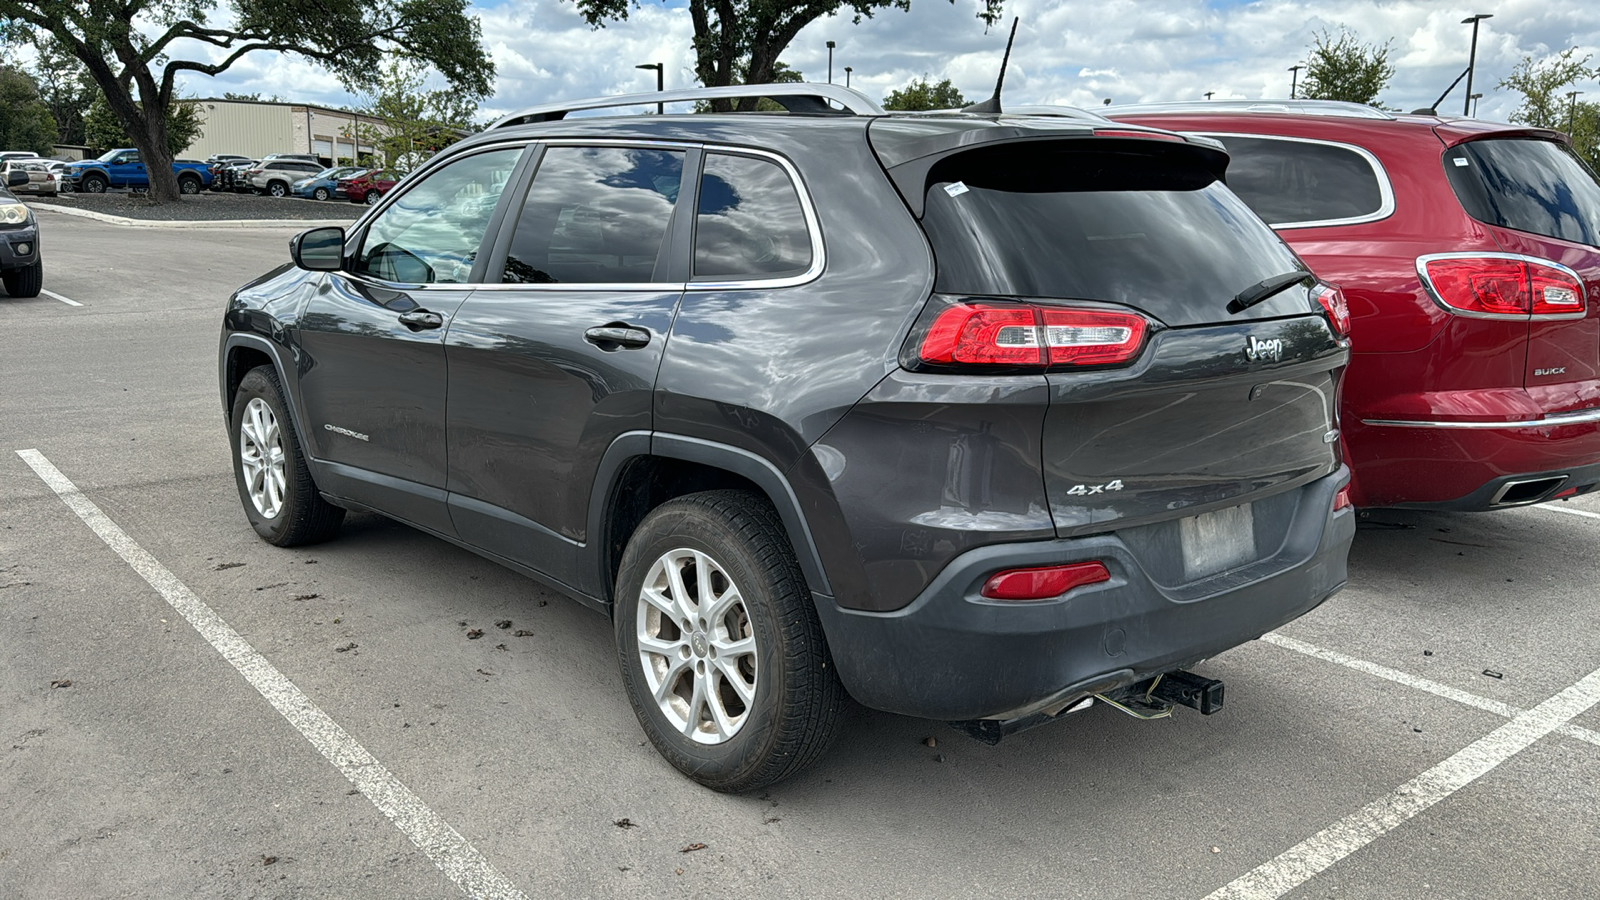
<box><xmin>74</xmin><ymin>44</ymin><xmax>183</xmax><ymax>202</ymax></box>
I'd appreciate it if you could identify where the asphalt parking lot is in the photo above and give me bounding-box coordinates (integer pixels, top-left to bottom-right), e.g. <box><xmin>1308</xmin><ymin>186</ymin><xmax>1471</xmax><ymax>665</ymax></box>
<box><xmin>4</xmin><ymin>207</ymin><xmax>1599</xmax><ymax>899</ymax></box>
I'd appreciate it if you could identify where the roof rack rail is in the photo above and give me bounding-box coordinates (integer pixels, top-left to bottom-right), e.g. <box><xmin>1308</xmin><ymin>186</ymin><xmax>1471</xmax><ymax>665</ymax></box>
<box><xmin>1003</xmin><ymin>104</ymin><xmax>1113</xmax><ymax>123</ymax></box>
<box><xmin>489</xmin><ymin>83</ymin><xmax>885</xmax><ymax>129</ymax></box>
<box><xmin>1104</xmin><ymin>99</ymin><xmax>1396</xmax><ymax>121</ymax></box>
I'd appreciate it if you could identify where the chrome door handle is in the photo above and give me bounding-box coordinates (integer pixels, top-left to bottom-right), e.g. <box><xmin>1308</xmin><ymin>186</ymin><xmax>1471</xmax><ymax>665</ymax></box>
<box><xmin>584</xmin><ymin>325</ymin><xmax>651</xmax><ymax>349</ymax></box>
<box><xmin>398</xmin><ymin>310</ymin><xmax>444</xmax><ymax>330</ymax></box>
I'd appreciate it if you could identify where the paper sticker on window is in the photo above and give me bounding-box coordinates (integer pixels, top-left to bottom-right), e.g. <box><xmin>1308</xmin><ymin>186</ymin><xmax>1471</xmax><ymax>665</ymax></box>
<box><xmin>944</xmin><ymin>181</ymin><xmax>970</xmax><ymax>197</ymax></box>
<box><xmin>1452</xmin><ymin>157</ymin><xmax>1470</xmax><ymax>167</ymax></box>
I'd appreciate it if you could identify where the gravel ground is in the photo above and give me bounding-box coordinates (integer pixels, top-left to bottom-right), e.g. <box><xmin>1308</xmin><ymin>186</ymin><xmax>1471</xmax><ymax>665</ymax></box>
<box><xmin>30</xmin><ymin>190</ymin><xmax>364</xmax><ymax>222</ymax></box>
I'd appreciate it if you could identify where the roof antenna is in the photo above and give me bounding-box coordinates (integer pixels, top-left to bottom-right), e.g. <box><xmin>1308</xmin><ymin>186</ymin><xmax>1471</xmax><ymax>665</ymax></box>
<box><xmin>963</xmin><ymin>17</ymin><xmax>1018</xmax><ymax>115</ymax></box>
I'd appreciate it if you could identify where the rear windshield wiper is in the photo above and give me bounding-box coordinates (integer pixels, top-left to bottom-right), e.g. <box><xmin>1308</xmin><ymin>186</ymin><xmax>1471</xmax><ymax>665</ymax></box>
<box><xmin>1227</xmin><ymin>271</ymin><xmax>1312</xmax><ymax>315</ymax></box>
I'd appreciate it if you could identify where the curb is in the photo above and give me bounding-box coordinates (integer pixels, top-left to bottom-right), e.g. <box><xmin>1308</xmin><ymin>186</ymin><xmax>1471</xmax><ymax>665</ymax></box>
<box><xmin>26</xmin><ymin>202</ymin><xmax>355</xmax><ymax>230</ymax></box>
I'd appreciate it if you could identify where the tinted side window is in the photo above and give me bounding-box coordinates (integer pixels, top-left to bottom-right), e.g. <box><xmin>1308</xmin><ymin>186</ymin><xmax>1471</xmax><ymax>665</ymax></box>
<box><xmin>1446</xmin><ymin>138</ymin><xmax>1600</xmax><ymax>246</ymax></box>
<box><xmin>502</xmin><ymin>147</ymin><xmax>684</xmax><ymax>284</ymax></box>
<box><xmin>1215</xmin><ymin>136</ymin><xmax>1386</xmax><ymax>226</ymax></box>
<box><xmin>694</xmin><ymin>154</ymin><xmax>812</xmax><ymax>279</ymax></box>
<box><xmin>352</xmin><ymin>147</ymin><xmax>521</xmax><ymax>284</ymax></box>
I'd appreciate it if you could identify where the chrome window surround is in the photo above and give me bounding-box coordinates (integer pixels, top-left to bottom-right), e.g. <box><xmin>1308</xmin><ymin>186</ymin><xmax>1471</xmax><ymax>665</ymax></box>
<box><xmin>1415</xmin><ymin>251</ymin><xmax>1588</xmax><ymax>322</ymax></box>
<box><xmin>341</xmin><ymin>139</ymin><xmax>825</xmax><ymax>294</ymax></box>
<box><xmin>1197</xmin><ymin>132</ymin><xmax>1396</xmax><ymax>230</ymax></box>
<box><xmin>1364</xmin><ymin>408</ymin><xmax>1600</xmax><ymax>429</ymax></box>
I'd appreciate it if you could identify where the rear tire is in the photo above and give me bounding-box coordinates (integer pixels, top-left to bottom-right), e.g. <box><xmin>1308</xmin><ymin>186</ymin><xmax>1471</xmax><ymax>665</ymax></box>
<box><xmin>178</xmin><ymin>174</ymin><xmax>201</xmax><ymax>194</ymax></box>
<box><xmin>268</xmin><ymin>181</ymin><xmax>288</xmax><ymax>198</ymax></box>
<box><xmin>614</xmin><ymin>490</ymin><xmax>846</xmax><ymax>792</ymax></box>
<box><xmin>364</xmin><ymin>190</ymin><xmax>380</xmax><ymax>205</ymax></box>
<box><xmin>230</xmin><ymin>366</ymin><xmax>344</xmax><ymax>546</ymax></box>
<box><xmin>2</xmin><ymin>261</ymin><xmax>43</xmax><ymax>298</ymax></box>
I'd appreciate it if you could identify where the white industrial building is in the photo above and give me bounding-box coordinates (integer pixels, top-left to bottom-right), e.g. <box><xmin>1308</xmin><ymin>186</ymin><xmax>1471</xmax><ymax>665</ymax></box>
<box><xmin>182</xmin><ymin>98</ymin><xmax>394</xmax><ymax>165</ymax></box>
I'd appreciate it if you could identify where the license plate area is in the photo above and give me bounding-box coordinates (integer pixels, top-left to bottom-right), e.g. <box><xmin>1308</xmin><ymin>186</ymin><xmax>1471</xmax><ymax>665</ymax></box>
<box><xmin>1179</xmin><ymin>503</ymin><xmax>1256</xmax><ymax>581</ymax></box>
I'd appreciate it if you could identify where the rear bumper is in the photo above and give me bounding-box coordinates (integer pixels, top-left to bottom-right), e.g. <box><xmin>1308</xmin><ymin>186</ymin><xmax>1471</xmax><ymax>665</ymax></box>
<box><xmin>814</xmin><ymin>467</ymin><xmax>1354</xmax><ymax>721</ymax></box>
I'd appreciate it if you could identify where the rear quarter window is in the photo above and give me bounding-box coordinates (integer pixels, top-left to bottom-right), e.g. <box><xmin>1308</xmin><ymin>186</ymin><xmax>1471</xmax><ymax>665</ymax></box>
<box><xmin>1210</xmin><ymin>135</ymin><xmax>1390</xmax><ymax>227</ymax></box>
<box><xmin>1445</xmin><ymin>138</ymin><xmax>1600</xmax><ymax>246</ymax></box>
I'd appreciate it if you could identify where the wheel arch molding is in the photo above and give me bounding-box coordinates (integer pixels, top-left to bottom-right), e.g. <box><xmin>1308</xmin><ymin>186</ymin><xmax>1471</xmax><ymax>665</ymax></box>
<box><xmin>220</xmin><ymin>332</ymin><xmax>309</xmax><ymax>441</ymax></box>
<box><xmin>587</xmin><ymin>432</ymin><xmax>835</xmax><ymax>608</ymax></box>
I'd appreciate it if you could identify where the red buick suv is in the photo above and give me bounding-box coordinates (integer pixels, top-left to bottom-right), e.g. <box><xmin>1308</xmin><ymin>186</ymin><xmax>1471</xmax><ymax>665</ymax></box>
<box><xmin>1111</xmin><ymin>101</ymin><xmax>1600</xmax><ymax>510</ymax></box>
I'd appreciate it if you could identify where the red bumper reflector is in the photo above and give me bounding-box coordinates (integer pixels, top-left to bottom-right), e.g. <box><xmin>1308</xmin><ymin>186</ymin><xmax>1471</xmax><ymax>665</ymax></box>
<box><xmin>1334</xmin><ymin>486</ymin><xmax>1353</xmax><ymax>511</ymax></box>
<box><xmin>981</xmin><ymin>561</ymin><xmax>1110</xmax><ymax>601</ymax></box>
<box><xmin>1553</xmin><ymin>487</ymin><xmax>1579</xmax><ymax>500</ymax></box>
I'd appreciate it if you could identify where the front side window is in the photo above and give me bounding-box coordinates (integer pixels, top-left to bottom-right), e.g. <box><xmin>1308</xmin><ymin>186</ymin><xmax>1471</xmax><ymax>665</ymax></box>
<box><xmin>352</xmin><ymin>147</ymin><xmax>522</xmax><ymax>285</ymax></box>
<box><xmin>1214</xmin><ymin>135</ymin><xmax>1388</xmax><ymax>226</ymax></box>
<box><xmin>502</xmin><ymin>146</ymin><xmax>685</xmax><ymax>284</ymax></box>
<box><xmin>1445</xmin><ymin>138</ymin><xmax>1600</xmax><ymax>246</ymax></box>
<box><xmin>693</xmin><ymin>153</ymin><xmax>812</xmax><ymax>279</ymax></box>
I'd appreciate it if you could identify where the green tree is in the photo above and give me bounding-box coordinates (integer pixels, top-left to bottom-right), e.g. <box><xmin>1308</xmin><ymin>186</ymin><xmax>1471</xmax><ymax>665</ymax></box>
<box><xmin>1299</xmin><ymin>29</ymin><xmax>1394</xmax><ymax>106</ymax></box>
<box><xmin>355</xmin><ymin>60</ymin><xmax>476</xmax><ymax>173</ymax></box>
<box><xmin>882</xmin><ymin>77</ymin><xmax>967</xmax><ymax>111</ymax></box>
<box><xmin>1499</xmin><ymin>49</ymin><xmax>1600</xmax><ymax>168</ymax></box>
<box><xmin>83</xmin><ymin>92</ymin><xmax>203</xmax><ymax>156</ymax></box>
<box><xmin>26</xmin><ymin>34</ymin><xmax>94</xmax><ymax>145</ymax></box>
<box><xmin>0</xmin><ymin>0</ymin><xmax>493</xmax><ymax>202</ymax></box>
<box><xmin>577</xmin><ymin>0</ymin><xmax>1001</xmax><ymax>112</ymax></box>
<box><xmin>693</xmin><ymin>60</ymin><xmax>803</xmax><ymax>112</ymax></box>
<box><xmin>0</xmin><ymin>65</ymin><xmax>58</xmax><ymax>154</ymax></box>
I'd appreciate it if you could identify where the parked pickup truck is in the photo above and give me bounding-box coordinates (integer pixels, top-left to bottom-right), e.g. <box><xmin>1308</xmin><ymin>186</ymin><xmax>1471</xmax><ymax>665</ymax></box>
<box><xmin>64</xmin><ymin>149</ymin><xmax>211</xmax><ymax>194</ymax></box>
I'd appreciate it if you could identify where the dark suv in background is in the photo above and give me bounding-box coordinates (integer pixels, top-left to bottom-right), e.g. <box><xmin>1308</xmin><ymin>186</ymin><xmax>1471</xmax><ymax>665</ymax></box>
<box><xmin>1111</xmin><ymin>101</ymin><xmax>1600</xmax><ymax>510</ymax></box>
<box><xmin>218</xmin><ymin>85</ymin><xmax>1355</xmax><ymax>790</ymax></box>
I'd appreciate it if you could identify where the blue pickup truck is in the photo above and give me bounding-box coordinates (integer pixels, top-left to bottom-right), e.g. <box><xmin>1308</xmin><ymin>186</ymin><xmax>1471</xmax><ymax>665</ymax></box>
<box><xmin>64</xmin><ymin>149</ymin><xmax>212</xmax><ymax>194</ymax></box>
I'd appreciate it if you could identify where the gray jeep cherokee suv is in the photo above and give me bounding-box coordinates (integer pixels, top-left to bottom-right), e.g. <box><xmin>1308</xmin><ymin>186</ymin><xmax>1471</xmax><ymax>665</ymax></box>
<box><xmin>218</xmin><ymin>84</ymin><xmax>1355</xmax><ymax>791</ymax></box>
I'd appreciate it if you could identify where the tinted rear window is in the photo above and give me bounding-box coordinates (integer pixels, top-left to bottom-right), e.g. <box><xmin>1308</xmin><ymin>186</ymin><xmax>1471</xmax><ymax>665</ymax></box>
<box><xmin>920</xmin><ymin>143</ymin><xmax>1306</xmax><ymax>317</ymax></box>
<box><xmin>1445</xmin><ymin>138</ymin><xmax>1600</xmax><ymax>246</ymax></box>
<box><xmin>1213</xmin><ymin>136</ymin><xmax>1387</xmax><ymax>226</ymax></box>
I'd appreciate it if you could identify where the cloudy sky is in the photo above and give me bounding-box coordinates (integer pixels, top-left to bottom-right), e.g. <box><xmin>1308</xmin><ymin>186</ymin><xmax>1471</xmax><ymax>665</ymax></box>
<box><xmin>173</xmin><ymin>0</ymin><xmax>1599</xmax><ymax>123</ymax></box>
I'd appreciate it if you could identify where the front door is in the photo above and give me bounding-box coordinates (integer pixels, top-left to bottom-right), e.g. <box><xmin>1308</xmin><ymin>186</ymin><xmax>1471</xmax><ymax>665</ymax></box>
<box><xmin>294</xmin><ymin>145</ymin><xmax>527</xmax><ymax>534</ymax></box>
<box><xmin>444</xmin><ymin>144</ymin><xmax>691</xmax><ymax>584</ymax></box>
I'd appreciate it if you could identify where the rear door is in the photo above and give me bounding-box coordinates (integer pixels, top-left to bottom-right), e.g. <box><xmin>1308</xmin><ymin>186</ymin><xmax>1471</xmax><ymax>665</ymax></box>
<box><xmin>1442</xmin><ymin>137</ymin><xmax>1600</xmax><ymax>408</ymax></box>
<box><xmin>293</xmin><ymin>144</ymin><xmax>526</xmax><ymax>533</ymax></box>
<box><xmin>443</xmin><ymin>143</ymin><xmax>690</xmax><ymax>584</ymax></box>
<box><xmin>912</xmin><ymin>138</ymin><xmax>1345</xmax><ymax>544</ymax></box>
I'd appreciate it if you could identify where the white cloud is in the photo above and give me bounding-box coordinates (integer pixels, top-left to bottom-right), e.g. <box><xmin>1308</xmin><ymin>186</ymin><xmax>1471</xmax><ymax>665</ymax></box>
<box><xmin>169</xmin><ymin>0</ymin><xmax>1600</xmax><ymax>124</ymax></box>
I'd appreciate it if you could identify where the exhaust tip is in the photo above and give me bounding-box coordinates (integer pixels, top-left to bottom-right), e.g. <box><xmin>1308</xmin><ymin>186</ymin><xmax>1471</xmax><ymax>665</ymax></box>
<box><xmin>1491</xmin><ymin>476</ymin><xmax>1568</xmax><ymax>507</ymax></box>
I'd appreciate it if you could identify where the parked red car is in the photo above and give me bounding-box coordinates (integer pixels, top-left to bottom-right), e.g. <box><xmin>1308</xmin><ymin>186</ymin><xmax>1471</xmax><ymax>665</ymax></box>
<box><xmin>1109</xmin><ymin>101</ymin><xmax>1600</xmax><ymax>510</ymax></box>
<box><xmin>338</xmin><ymin>169</ymin><xmax>400</xmax><ymax>205</ymax></box>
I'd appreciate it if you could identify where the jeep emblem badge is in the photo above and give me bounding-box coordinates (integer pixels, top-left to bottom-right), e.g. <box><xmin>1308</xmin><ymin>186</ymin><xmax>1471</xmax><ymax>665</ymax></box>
<box><xmin>1246</xmin><ymin>336</ymin><xmax>1285</xmax><ymax>362</ymax></box>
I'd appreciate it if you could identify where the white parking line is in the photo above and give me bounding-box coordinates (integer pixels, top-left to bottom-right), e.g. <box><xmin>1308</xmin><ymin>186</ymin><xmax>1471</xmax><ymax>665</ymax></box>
<box><xmin>39</xmin><ymin>288</ymin><xmax>83</xmax><ymax>307</ymax></box>
<box><xmin>1531</xmin><ymin>503</ymin><xmax>1600</xmax><ymax>521</ymax></box>
<box><xmin>16</xmin><ymin>448</ymin><xmax>527</xmax><ymax>900</ymax></box>
<box><xmin>1205</xmin><ymin>663</ymin><xmax>1600</xmax><ymax>900</ymax></box>
<box><xmin>1262</xmin><ymin>633</ymin><xmax>1600</xmax><ymax>748</ymax></box>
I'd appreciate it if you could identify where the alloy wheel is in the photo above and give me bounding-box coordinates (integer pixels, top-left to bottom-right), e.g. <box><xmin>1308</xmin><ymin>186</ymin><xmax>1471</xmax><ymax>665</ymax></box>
<box><xmin>238</xmin><ymin>397</ymin><xmax>287</xmax><ymax>518</ymax></box>
<box><xmin>636</xmin><ymin>548</ymin><xmax>758</xmax><ymax>745</ymax></box>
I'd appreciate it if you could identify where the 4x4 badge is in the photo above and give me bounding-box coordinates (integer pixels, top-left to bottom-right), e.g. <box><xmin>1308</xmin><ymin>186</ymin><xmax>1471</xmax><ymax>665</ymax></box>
<box><xmin>1246</xmin><ymin>336</ymin><xmax>1284</xmax><ymax>362</ymax></box>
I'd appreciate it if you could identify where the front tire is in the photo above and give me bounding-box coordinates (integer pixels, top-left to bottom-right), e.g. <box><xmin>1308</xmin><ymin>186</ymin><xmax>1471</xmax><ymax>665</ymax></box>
<box><xmin>313</xmin><ymin>187</ymin><xmax>330</xmax><ymax>201</ymax></box>
<box><xmin>2</xmin><ymin>261</ymin><xmax>43</xmax><ymax>298</ymax></box>
<box><xmin>230</xmin><ymin>366</ymin><xmax>344</xmax><ymax>546</ymax></box>
<box><xmin>614</xmin><ymin>491</ymin><xmax>845</xmax><ymax>792</ymax></box>
<box><xmin>82</xmin><ymin>174</ymin><xmax>107</xmax><ymax>194</ymax></box>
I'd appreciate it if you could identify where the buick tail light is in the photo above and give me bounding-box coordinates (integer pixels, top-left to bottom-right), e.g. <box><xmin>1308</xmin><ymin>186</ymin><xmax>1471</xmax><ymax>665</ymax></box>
<box><xmin>920</xmin><ymin>303</ymin><xmax>1149</xmax><ymax>368</ymax></box>
<box><xmin>1313</xmin><ymin>283</ymin><xmax>1352</xmax><ymax>338</ymax></box>
<box><xmin>1418</xmin><ymin>254</ymin><xmax>1587</xmax><ymax>320</ymax></box>
<box><xmin>981</xmin><ymin>561</ymin><xmax>1111</xmax><ymax>601</ymax></box>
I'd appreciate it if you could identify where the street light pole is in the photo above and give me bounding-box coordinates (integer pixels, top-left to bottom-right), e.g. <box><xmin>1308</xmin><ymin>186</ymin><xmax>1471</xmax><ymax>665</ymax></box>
<box><xmin>1288</xmin><ymin>64</ymin><xmax>1303</xmax><ymax>99</ymax></box>
<box><xmin>1461</xmin><ymin>14</ymin><xmax>1493</xmax><ymax>117</ymax></box>
<box><xmin>844</xmin><ymin>66</ymin><xmax>852</xmax><ymax>88</ymax></box>
<box><xmin>1204</xmin><ymin>91</ymin><xmax>1215</xmax><ymax>100</ymax></box>
<box><xmin>635</xmin><ymin>63</ymin><xmax>664</xmax><ymax>114</ymax></box>
<box><xmin>1470</xmin><ymin>92</ymin><xmax>1484</xmax><ymax>117</ymax></box>
<box><xmin>1569</xmin><ymin>91</ymin><xmax>1585</xmax><ymax>133</ymax></box>
<box><xmin>827</xmin><ymin>41</ymin><xmax>836</xmax><ymax>84</ymax></box>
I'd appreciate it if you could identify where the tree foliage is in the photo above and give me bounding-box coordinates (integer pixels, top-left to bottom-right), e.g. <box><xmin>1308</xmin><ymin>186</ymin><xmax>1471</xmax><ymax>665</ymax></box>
<box><xmin>26</xmin><ymin>34</ymin><xmax>94</xmax><ymax>145</ymax></box>
<box><xmin>1299</xmin><ymin>29</ymin><xmax>1394</xmax><ymax>106</ymax></box>
<box><xmin>576</xmin><ymin>0</ymin><xmax>1002</xmax><ymax>112</ymax></box>
<box><xmin>0</xmin><ymin>65</ymin><xmax>58</xmax><ymax>154</ymax></box>
<box><xmin>882</xmin><ymin>77</ymin><xmax>967</xmax><ymax>111</ymax></box>
<box><xmin>0</xmin><ymin>0</ymin><xmax>494</xmax><ymax>200</ymax></box>
<box><xmin>1500</xmin><ymin>49</ymin><xmax>1600</xmax><ymax>169</ymax></box>
<box><xmin>355</xmin><ymin>59</ymin><xmax>477</xmax><ymax>172</ymax></box>
<box><xmin>84</xmin><ymin>92</ymin><xmax>203</xmax><ymax>155</ymax></box>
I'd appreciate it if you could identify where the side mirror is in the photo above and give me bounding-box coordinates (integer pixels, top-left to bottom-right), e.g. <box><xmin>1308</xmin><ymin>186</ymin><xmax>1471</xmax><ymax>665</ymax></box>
<box><xmin>5</xmin><ymin>169</ymin><xmax>27</xmax><ymax>188</ymax></box>
<box><xmin>290</xmin><ymin>226</ymin><xmax>346</xmax><ymax>272</ymax></box>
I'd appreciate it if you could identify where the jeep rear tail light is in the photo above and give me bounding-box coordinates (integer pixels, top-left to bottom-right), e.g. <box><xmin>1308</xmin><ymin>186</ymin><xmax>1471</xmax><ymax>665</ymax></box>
<box><xmin>981</xmin><ymin>561</ymin><xmax>1111</xmax><ymax>601</ymax></box>
<box><xmin>919</xmin><ymin>303</ymin><xmax>1148</xmax><ymax>368</ymax></box>
<box><xmin>1313</xmin><ymin>283</ymin><xmax>1352</xmax><ymax>338</ymax></box>
<box><xmin>1418</xmin><ymin>254</ymin><xmax>1586</xmax><ymax>320</ymax></box>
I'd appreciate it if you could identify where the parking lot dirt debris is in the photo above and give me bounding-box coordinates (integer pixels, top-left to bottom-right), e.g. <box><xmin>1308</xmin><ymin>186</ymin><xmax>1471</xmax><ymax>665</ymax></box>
<box><xmin>213</xmin><ymin>562</ymin><xmax>245</xmax><ymax>570</ymax></box>
<box><xmin>49</xmin><ymin>679</ymin><xmax>72</xmax><ymax>689</ymax></box>
<box><xmin>1484</xmin><ymin>669</ymin><xmax>1505</xmax><ymax>679</ymax></box>
<box><xmin>514</xmin><ymin>630</ymin><xmax>534</xmax><ymax>637</ymax></box>
<box><xmin>680</xmin><ymin>843</ymin><xmax>707</xmax><ymax>853</ymax></box>
<box><xmin>613</xmin><ymin>818</ymin><xmax>638</xmax><ymax>829</ymax></box>
<box><xmin>495</xmin><ymin>620</ymin><xmax>512</xmax><ymax>629</ymax></box>
<box><xmin>466</xmin><ymin>629</ymin><xmax>484</xmax><ymax>640</ymax></box>
<box><xmin>335</xmin><ymin>643</ymin><xmax>358</xmax><ymax>654</ymax></box>
<box><xmin>292</xmin><ymin>593</ymin><xmax>319</xmax><ymax>601</ymax></box>
<box><xmin>923</xmin><ymin>736</ymin><xmax>937</xmax><ymax>748</ymax></box>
